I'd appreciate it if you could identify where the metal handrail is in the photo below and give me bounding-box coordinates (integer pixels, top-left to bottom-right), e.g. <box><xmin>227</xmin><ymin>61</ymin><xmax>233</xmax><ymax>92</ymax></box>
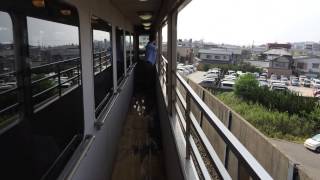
<box><xmin>32</xmin><ymin>57</ymin><xmax>80</xmax><ymax>70</ymax></box>
<box><xmin>175</xmin><ymin>72</ymin><xmax>273</xmax><ymax>180</ymax></box>
<box><xmin>93</xmin><ymin>51</ymin><xmax>112</xmax><ymax>74</ymax></box>
<box><xmin>31</xmin><ymin>57</ymin><xmax>81</xmax><ymax>107</ymax></box>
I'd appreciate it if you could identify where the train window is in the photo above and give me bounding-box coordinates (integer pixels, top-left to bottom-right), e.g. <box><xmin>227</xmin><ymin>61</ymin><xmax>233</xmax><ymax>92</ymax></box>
<box><xmin>161</xmin><ymin>24</ymin><xmax>168</xmax><ymax>59</ymax></box>
<box><xmin>91</xmin><ymin>16</ymin><xmax>113</xmax><ymax>117</ymax></box>
<box><xmin>125</xmin><ymin>32</ymin><xmax>131</xmax><ymax>70</ymax></box>
<box><xmin>27</xmin><ymin>17</ymin><xmax>81</xmax><ymax>109</ymax></box>
<box><xmin>0</xmin><ymin>2</ymin><xmax>83</xmax><ymax>180</ymax></box>
<box><xmin>116</xmin><ymin>28</ymin><xmax>124</xmax><ymax>83</ymax></box>
<box><xmin>0</xmin><ymin>11</ymin><xmax>18</xmax><ymax>130</ymax></box>
<box><xmin>130</xmin><ymin>35</ymin><xmax>135</xmax><ymax>64</ymax></box>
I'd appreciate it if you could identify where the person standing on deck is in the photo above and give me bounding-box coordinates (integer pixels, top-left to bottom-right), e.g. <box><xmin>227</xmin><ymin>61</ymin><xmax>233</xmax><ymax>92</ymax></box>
<box><xmin>145</xmin><ymin>36</ymin><xmax>157</xmax><ymax>65</ymax></box>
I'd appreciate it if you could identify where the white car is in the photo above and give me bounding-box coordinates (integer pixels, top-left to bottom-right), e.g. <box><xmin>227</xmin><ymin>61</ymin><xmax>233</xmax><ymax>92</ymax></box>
<box><xmin>312</xmin><ymin>79</ymin><xmax>320</xmax><ymax>88</ymax></box>
<box><xmin>220</xmin><ymin>80</ymin><xmax>235</xmax><ymax>90</ymax></box>
<box><xmin>304</xmin><ymin>134</ymin><xmax>320</xmax><ymax>152</ymax></box>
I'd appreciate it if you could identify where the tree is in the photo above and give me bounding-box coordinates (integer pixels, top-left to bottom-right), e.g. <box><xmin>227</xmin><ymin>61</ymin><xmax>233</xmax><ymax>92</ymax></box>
<box><xmin>234</xmin><ymin>73</ymin><xmax>259</xmax><ymax>100</ymax></box>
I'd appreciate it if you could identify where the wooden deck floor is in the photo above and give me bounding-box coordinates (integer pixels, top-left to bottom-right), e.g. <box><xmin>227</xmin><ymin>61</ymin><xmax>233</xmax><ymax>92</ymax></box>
<box><xmin>111</xmin><ymin>96</ymin><xmax>166</xmax><ymax>180</ymax></box>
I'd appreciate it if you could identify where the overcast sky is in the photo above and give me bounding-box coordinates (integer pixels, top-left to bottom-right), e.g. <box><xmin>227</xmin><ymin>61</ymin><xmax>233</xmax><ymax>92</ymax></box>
<box><xmin>178</xmin><ymin>0</ymin><xmax>320</xmax><ymax>46</ymax></box>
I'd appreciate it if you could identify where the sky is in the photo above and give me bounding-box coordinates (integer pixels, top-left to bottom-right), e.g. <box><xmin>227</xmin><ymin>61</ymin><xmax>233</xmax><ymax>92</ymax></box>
<box><xmin>178</xmin><ymin>0</ymin><xmax>320</xmax><ymax>46</ymax></box>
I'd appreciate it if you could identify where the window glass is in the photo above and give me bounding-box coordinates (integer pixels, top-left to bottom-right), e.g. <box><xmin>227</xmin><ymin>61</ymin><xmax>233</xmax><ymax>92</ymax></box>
<box><xmin>0</xmin><ymin>2</ymin><xmax>83</xmax><ymax>180</ymax></box>
<box><xmin>161</xmin><ymin>25</ymin><xmax>168</xmax><ymax>59</ymax></box>
<box><xmin>0</xmin><ymin>11</ymin><xmax>18</xmax><ymax>127</ymax></box>
<box><xmin>92</xmin><ymin>17</ymin><xmax>113</xmax><ymax>117</ymax></box>
<box><xmin>93</xmin><ymin>30</ymin><xmax>112</xmax><ymax>73</ymax></box>
<box><xmin>27</xmin><ymin>17</ymin><xmax>81</xmax><ymax>108</ymax></box>
<box><xmin>125</xmin><ymin>32</ymin><xmax>131</xmax><ymax>70</ymax></box>
<box><xmin>130</xmin><ymin>35</ymin><xmax>135</xmax><ymax>63</ymax></box>
<box><xmin>116</xmin><ymin>28</ymin><xmax>124</xmax><ymax>83</ymax></box>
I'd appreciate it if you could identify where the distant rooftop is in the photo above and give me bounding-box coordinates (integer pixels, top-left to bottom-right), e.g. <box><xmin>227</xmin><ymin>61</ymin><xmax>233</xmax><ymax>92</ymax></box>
<box><xmin>263</xmin><ymin>49</ymin><xmax>291</xmax><ymax>56</ymax></box>
<box><xmin>199</xmin><ymin>47</ymin><xmax>241</xmax><ymax>55</ymax></box>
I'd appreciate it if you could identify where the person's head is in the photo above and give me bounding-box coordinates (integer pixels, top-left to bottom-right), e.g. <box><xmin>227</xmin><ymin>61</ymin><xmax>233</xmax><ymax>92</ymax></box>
<box><xmin>149</xmin><ymin>34</ymin><xmax>156</xmax><ymax>43</ymax></box>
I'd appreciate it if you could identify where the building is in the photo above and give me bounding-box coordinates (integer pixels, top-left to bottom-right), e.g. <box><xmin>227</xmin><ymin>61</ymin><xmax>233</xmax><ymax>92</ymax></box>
<box><xmin>293</xmin><ymin>56</ymin><xmax>320</xmax><ymax>77</ymax></box>
<box><xmin>262</xmin><ymin>46</ymin><xmax>293</xmax><ymax>77</ymax></box>
<box><xmin>198</xmin><ymin>47</ymin><xmax>241</xmax><ymax>64</ymax></box>
<box><xmin>267</xmin><ymin>56</ymin><xmax>293</xmax><ymax>77</ymax></box>
<box><xmin>267</xmin><ymin>43</ymin><xmax>291</xmax><ymax>50</ymax></box>
<box><xmin>263</xmin><ymin>48</ymin><xmax>292</xmax><ymax>61</ymax></box>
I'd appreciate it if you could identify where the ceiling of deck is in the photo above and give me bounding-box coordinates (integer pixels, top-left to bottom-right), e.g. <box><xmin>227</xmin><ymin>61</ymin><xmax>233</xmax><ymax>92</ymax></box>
<box><xmin>111</xmin><ymin>0</ymin><xmax>162</xmax><ymax>26</ymax></box>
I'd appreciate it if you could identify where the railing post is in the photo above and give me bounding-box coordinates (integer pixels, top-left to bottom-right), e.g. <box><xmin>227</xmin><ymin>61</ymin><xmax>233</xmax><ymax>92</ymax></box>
<box><xmin>185</xmin><ymin>91</ymin><xmax>191</xmax><ymax>160</ymax></box>
<box><xmin>99</xmin><ymin>52</ymin><xmax>102</xmax><ymax>73</ymax></box>
<box><xmin>57</xmin><ymin>63</ymin><xmax>61</xmax><ymax>96</ymax></box>
<box><xmin>77</xmin><ymin>59</ymin><xmax>81</xmax><ymax>85</ymax></box>
<box><xmin>224</xmin><ymin>110</ymin><xmax>233</xmax><ymax>169</ymax></box>
<box><xmin>200</xmin><ymin>89</ymin><xmax>205</xmax><ymax>127</ymax></box>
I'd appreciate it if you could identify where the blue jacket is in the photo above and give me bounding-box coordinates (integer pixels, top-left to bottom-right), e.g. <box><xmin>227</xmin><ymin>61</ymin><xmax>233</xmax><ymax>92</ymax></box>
<box><xmin>146</xmin><ymin>42</ymin><xmax>157</xmax><ymax>65</ymax></box>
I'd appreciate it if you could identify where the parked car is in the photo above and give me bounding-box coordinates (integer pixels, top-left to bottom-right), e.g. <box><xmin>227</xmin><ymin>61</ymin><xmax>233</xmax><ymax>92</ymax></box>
<box><xmin>280</xmin><ymin>77</ymin><xmax>289</xmax><ymax>85</ymax></box>
<box><xmin>199</xmin><ymin>78</ymin><xmax>217</xmax><ymax>88</ymax></box>
<box><xmin>312</xmin><ymin>79</ymin><xmax>320</xmax><ymax>88</ymax></box>
<box><xmin>291</xmin><ymin>79</ymin><xmax>300</xmax><ymax>86</ymax></box>
<box><xmin>204</xmin><ymin>69</ymin><xmax>220</xmax><ymax>77</ymax></box>
<box><xmin>253</xmin><ymin>72</ymin><xmax>260</xmax><ymax>78</ymax></box>
<box><xmin>220</xmin><ymin>80</ymin><xmax>235</xmax><ymax>90</ymax></box>
<box><xmin>259</xmin><ymin>80</ymin><xmax>268</xmax><ymax>87</ymax></box>
<box><xmin>270</xmin><ymin>83</ymin><xmax>288</xmax><ymax>92</ymax></box>
<box><xmin>304</xmin><ymin>134</ymin><xmax>320</xmax><ymax>152</ymax></box>
<box><xmin>302</xmin><ymin>79</ymin><xmax>311</xmax><ymax>87</ymax></box>
<box><xmin>299</xmin><ymin>75</ymin><xmax>307</xmax><ymax>82</ymax></box>
<box><xmin>270</xmin><ymin>74</ymin><xmax>277</xmax><ymax>80</ymax></box>
<box><xmin>259</xmin><ymin>76</ymin><xmax>267</xmax><ymax>81</ymax></box>
<box><xmin>227</xmin><ymin>70</ymin><xmax>235</xmax><ymax>75</ymax></box>
<box><xmin>289</xmin><ymin>75</ymin><xmax>298</xmax><ymax>81</ymax></box>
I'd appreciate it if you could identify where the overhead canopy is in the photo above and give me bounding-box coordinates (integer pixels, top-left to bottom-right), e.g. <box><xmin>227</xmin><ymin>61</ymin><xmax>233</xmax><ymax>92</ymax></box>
<box><xmin>111</xmin><ymin>0</ymin><xmax>191</xmax><ymax>31</ymax></box>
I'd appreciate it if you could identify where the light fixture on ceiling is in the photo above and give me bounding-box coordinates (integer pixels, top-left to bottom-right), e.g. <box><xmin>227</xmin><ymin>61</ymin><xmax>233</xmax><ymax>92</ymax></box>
<box><xmin>60</xmin><ymin>9</ymin><xmax>72</xmax><ymax>16</ymax></box>
<box><xmin>32</xmin><ymin>0</ymin><xmax>45</xmax><ymax>8</ymax></box>
<box><xmin>138</xmin><ymin>12</ymin><xmax>153</xmax><ymax>20</ymax></box>
<box><xmin>144</xmin><ymin>26</ymin><xmax>151</xmax><ymax>30</ymax></box>
<box><xmin>142</xmin><ymin>22</ymin><xmax>152</xmax><ymax>27</ymax></box>
<box><xmin>92</xmin><ymin>16</ymin><xmax>99</xmax><ymax>20</ymax></box>
<box><xmin>139</xmin><ymin>0</ymin><xmax>149</xmax><ymax>2</ymax></box>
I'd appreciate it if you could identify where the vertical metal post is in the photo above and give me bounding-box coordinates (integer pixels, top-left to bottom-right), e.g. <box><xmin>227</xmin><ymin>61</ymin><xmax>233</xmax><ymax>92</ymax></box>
<box><xmin>77</xmin><ymin>58</ymin><xmax>81</xmax><ymax>85</ymax></box>
<box><xmin>111</xmin><ymin>25</ymin><xmax>118</xmax><ymax>93</ymax></box>
<box><xmin>200</xmin><ymin>89</ymin><xmax>205</xmax><ymax>127</ymax></box>
<box><xmin>157</xmin><ymin>29</ymin><xmax>162</xmax><ymax>74</ymax></box>
<box><xmin>167</xmin><ymin>11</ymin><xmax>178</xmax><ymax>115</ymax></box>
<box><xmin>57</xmin><ymin>64</ymin><xmax>61</xmax><ymax>96</ymax></box>
<box><xmin>123</xmin><ymin>31</ymin><xmax>127</xmax><ymax>77</ymax></box>
<box><xmin>129</xmin><ymin>33</ymin><xmax>133</xmax><ymax>66</ymax></box>
<box><xmin>185</xmin><ymin>91</ymin><xmax>191</xmax><ymax>159</ymax></box>
<box><xmin>224</xmin><ymin>110</ymin><xmax>233</xmax><ymax>169</ymax></box>
<box><xmin>12</xmin><ymin>14</ymin><xmax>32</xmax><ymax>119</ymax></box>
<box><xmin>99</xmin><ymin>52</ymin><xmax>102</xmax><ymax>72</ymax></box>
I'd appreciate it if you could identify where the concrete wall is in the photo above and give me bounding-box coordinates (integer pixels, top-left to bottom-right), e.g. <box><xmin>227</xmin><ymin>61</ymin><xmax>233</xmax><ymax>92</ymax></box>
<box><xmin>186</xmin><ymin>80</ymin><xmax>300</xmax><ymax>180</ymax></box>
<box><xmin>68</xmin><ymin>70</ymin><xmax>134</xmax><ymax>180</ymax></box>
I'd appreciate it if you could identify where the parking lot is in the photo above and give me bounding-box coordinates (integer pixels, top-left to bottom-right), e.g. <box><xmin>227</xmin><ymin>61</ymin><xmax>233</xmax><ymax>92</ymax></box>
<box><xmin>188</xmin><ymin>71</ymin><xmax>316</xmax><ymax>97</ymax></box>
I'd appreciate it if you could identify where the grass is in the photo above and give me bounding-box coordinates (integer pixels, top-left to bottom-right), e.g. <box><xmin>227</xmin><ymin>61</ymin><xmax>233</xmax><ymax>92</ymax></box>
<box><xmin>216</xmin><ymin>92</ymin><xmax>315</xmax><ymax>143</ymax></box>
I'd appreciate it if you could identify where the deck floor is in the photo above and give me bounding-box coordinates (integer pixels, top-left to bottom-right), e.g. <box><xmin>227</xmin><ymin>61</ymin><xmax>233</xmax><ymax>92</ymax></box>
<box><xmin>111</xmin><ymin>95</ymin><xmax>166</xmax><ymax>180</ymax></box>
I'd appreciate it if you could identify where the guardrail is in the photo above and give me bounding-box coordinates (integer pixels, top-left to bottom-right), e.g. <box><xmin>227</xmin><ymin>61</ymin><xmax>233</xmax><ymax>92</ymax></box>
<box><xmin>31</xmin><ymin>57</ymin><xmax>81</xmax><ymax>109</ymax></box>
<box><xmin>158</xmin><ymin>55</ymin><xmax>272</xmax><ymax>180</ymax></box>
<box><xmin>93</xmin><ymin>50</ymin><xmax>112</xmax><ymax>74</ymax></box>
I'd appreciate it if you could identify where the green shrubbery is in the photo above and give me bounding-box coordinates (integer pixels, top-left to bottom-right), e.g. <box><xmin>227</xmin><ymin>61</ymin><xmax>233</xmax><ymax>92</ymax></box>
<box><xmin>214</xmin><ymin>74</ymin><xmax>320</xmax><ymax>142</ymax></box>
<box><xmin>234</xmin><ymin>74</ymin><xmax>318</xmax><ymax>115</ymax></box>
<box><xmin>217</xmin><ymin>92</ymin><xmax>319</xmax><ymax>142</ymax></box>
<box><xmin>198</xmin><ymin>62</ymin><xmax>262</xmax><ymax>74</ymax></box>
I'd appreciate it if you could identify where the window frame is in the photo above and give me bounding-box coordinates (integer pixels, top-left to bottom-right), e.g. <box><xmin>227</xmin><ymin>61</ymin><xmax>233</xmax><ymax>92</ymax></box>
<box><xmin>91</xmin><ymin>16</ymin><xmax>114</xmax><ymax>118</ymax></box>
